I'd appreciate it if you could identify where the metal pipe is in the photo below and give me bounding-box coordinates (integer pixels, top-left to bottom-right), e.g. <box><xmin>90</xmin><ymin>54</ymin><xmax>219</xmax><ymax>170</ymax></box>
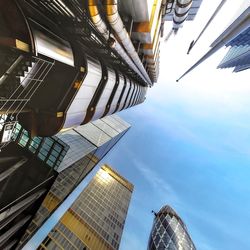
<box><xmin>187</xmin><ymin>0</ymin><xmax>227</xmax><ymax>54</ymax></box>
<box><xmin>0</xmin><ymin>56</ymin><xmax>24</xmax><ymax>87</ymax></box>
<box><xmin>88</xmin><ymin>0</ymin><xmax>149</xmax><ymax>85</ymax></box>
<box><xmin>104</xmin><ymin>0</ymin><xmax>153</xmax><ymax>85</ymax></box>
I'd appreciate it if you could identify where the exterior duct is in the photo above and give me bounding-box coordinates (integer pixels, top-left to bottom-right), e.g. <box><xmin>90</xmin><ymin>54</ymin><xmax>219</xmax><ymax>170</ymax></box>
<box><xmin>104</xmin><ymin>0</ymin><xmax>153</xmax><ymax>85</ymax></box>
<box><xmin>88</xmin><ymin>0</ymin><xmax>149</xmax><ymax>85</ymax></box>
<box><xmin>173</xmin><ymin>0</ymin><xmax>193</xmax><ymax>33</ymax></box>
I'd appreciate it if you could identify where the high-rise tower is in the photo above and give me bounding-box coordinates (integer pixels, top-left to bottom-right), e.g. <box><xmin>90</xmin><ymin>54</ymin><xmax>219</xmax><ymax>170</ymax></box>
<box><xmin>16</xmin><ymin>114</ymin><xmax>130</xmax><ymax>248</ymax></box>
<box><xmin>0</xmin><ymin>0</ymin><xmax>166</xmax><ymax>142</ymax></box>
<box><xmin>148</xmin><ymin>205</ymin><xmax>196</xmax><ymax>250</ymax></box>
<box><xmin>0</xmin><ymin>125</ymin><xmax>68</xmax><ymax>249</ymax></box>
<box><xmin>37</xmin><ymin>165</ymin><xmax>133</xmax><ymax>250</ymax></box>
<box><xmin>217</xmin><ymin>26</ymin><xmax>250</xmax><ymax>72</ymax></box>
<box><xmin>177</xmin><ymin>3</ymin><xmax>250</xmax><ymax>81</ymax></box>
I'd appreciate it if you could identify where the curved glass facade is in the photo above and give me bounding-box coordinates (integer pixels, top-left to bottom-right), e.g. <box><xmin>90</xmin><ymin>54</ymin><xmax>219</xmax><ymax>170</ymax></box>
<box><xmin>148</xmin><ymin>205</ymin><xmax>196</xmax><ymax>250</ymax></box>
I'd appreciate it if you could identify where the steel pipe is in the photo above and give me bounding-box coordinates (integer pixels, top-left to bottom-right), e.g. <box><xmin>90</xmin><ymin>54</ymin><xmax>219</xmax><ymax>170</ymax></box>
<box><xmin>88</xmin><ymin>0</ymin><xmax>149</xmax><ymax>85</ymax></box>
<box><xmin>104</xmin><ymin>0</ymin><xmax>153</xmax><ymax>85</ymax></box>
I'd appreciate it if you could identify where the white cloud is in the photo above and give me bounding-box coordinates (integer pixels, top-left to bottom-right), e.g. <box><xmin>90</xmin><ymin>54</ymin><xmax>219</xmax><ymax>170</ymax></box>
<box><xmin>132</xmin><ymin>158</ymin><xmax>181</xmax><ymax>206</ymax></box>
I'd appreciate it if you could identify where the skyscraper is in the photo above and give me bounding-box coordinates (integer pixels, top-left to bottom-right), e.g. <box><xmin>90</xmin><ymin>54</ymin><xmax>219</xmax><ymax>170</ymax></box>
<box><xmin>0</xmin><ymin>0</ymin><xmax>168</xmax><ymax>142</ymax></box>
<box><xmin>148</xmin><ymin>205</ymin><xmax>196</xmax><ymax>250</ymax></box>
<box><xmin>177</xmin><ymin>3</ymin><xmax>250</xmax><ymax>81</ymax></box>
<box><xmin>37</xmin><ymin>165</ymin><xmax>133</xmax><ymax>250</ymax></box>
<box><xmin>0</xmin><ymin>125</ymin><xmax>69</xmax><ymax>250</ymax></box>
<box><xmin>17</xmin><ymin>114</ymin><xmax>130</xmax><ymax>248</ymax></box>
<box><xmin>217</xmin><ymin>26</ymin><xmax>250</xmax><ymax>72</ymax></box>
<box><xmin>163</xmin><ymin>0</ymin><xmax>203</xmax><ymax>22</ymax></box>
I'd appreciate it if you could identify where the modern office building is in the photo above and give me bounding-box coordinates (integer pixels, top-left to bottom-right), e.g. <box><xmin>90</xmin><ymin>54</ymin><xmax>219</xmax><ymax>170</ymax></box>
<box><xmin>163</xmin><ymin>0</ymin><xmax>203</xmax><ymax>28</ymax></box>
<box><xmin>148</xmin><ymin>205</ymin><xmax>196</xmax><ymax>250</ymax></box>
<box><xmin>217</xmin><ymin>26</ymin><xmax>250</xmax><ymax>72</ymax></box>
<box><xmin>163</xmin><ymin>0</ymin><xmax>203</xmax><ymax>22</ymax></box>
<box><xmin>17</xmin><ymin>114</ymin><xmax>130</xmax><ymax>248</ymax></box>
<box><xmin>0</xmin><ymin>123</ymin><xmax>70</xmax><ymax>250</ymax></box>
<box><xmin>0</xmin><ymin>0</ymin><xmax>173</xmax><ymax>143</ymax></box>
<box><xmin>37</xmin><ymin>165</ymin><xmax>133</xmax><ymax>250</ymax></box>
<box><xmin>177</xmin><ymin>3</ymin><xmax>250</xmax><ymax>81</ymax></box>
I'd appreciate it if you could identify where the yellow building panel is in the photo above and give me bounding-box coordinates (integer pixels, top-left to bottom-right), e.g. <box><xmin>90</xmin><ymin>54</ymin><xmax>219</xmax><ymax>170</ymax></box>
<box><xmin>42</xmin><ymin>192</ymin><xmax>61</xmax><ymax>212</ymax></box>
<box><xmin>16</xmin><ymin>39</ymin><xmax>30</xmax><ymax>52</ymax></box>
<box><xmin>132</xmin><ymin>0</ymin><xmax>163</xmax><ymax>43</ymax></box>
<box><xmin>142</xmin><ymin>39</ymin><xmax>160</xmax><ymax>56</ymax></box>
<box><xmin>142</xmin><ymin>12</ymin><xmax>162</xmax><ymax>52</ymax></box>
<box><xmin>101</xmin><ymin>164</ymin><xmax>134</xmax><ymax>192</ymax></box>
<box><xmin>61</xmin><ymin>209</ymin><xmax>114</xmax><ymax>250</ymax></box>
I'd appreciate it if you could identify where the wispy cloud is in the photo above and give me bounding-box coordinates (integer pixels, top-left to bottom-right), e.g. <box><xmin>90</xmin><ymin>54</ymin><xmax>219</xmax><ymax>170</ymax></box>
<box><xmin>132</xmin><ymin>158</ymin><xmax>181</xmax><ymax>207</ymax></box>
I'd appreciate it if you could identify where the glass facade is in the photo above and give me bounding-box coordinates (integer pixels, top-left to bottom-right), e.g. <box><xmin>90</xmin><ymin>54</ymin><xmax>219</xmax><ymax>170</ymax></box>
<box><xmin>12</xmin><ymin>123</ymin><xmax>69</xmax><ymax>170</ymax></box>
<box><xmin>18</xmin><ymin>114</ymin><xmax>130</xmax><ymax>248</ymax></box>
<box><xmin>218</xmin><ymin>27</ymin><xmax>250</xmax><ymax>72</ymax></box>
<box><xmin>148</xmin><ymin>206</ymin><xmax>196</xmax><ymax>250</ymax></box>
<box><xmin>57</xmin><ymin>114</ymin><xmax>130</xmax><ymax>172</ymax></box>
<box><xmin>38</xmin><ymin>165</ymin><xmax>133</xmax><ymax>250</ymax></box>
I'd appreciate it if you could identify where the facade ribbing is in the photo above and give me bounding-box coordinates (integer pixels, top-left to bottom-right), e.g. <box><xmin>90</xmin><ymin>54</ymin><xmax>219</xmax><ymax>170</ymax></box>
<box><xmin>38</xmin><ymin>165</ymin><xmax>133</xmax><ymax>250</ymax></box>
<box><xmin>148</xmin><ymin>205</ymin><xmax>196</xmax><ymax>250</ymax></box>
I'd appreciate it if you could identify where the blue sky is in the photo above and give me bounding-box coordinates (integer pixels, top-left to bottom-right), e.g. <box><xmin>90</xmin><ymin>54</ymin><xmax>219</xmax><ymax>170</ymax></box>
<box><xmin>108</xmin><ymin>1</ymin><xmax>250</xmax><ymax>249</ymax></box>
<box><xmin>25</xmin><ymin>0</ymin><xmax>250</xmax><ymax>249</ymax></box>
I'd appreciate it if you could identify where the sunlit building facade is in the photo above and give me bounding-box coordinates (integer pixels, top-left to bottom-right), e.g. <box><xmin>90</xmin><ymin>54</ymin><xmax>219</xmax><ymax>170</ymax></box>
<box><xmin>17</xmin><ymin>115</ymin><xmax>130</xmax><ymax>248</ymax></box>
<box><xmin>38</xmin><ymin>165</ymin><xmax>134</xmax><ymax>250</ymax></box>
<box><xmin>148</xmin><ymin>205</ymin><xmax>196</xmax><ymax>250</ymax></box>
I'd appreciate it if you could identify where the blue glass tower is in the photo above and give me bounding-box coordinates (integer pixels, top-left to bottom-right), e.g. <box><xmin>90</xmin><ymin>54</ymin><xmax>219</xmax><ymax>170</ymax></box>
<box><xmin>217</xmin><ymin>27</ymin><xmax>250</xmax><ymax>72</ymax></box>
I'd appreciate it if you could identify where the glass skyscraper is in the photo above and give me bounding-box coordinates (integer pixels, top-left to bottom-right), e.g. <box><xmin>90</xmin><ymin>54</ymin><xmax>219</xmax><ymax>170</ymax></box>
<box><xmin>17</xmin><ymin>114</ymin><xmax>130</xmax><ymax>248</ymax></box>
<box><xmin>0</xmin><ymin>124</ymin><xmax>69</xmax><ymax>249</ymax></box>
<box><xmin>148</xmin><ymin>205</ymin><xmax>196</xmax><ymax>250</ymax></box>
<box><xmin>37</xmin><ymin>165</ymin><xmax>133</xmax><ymax>250</ymax></box>
<box><xmin>217</xmin><ymin>26</ymin><xmax>250</xmax><ymax>72</ymax></box>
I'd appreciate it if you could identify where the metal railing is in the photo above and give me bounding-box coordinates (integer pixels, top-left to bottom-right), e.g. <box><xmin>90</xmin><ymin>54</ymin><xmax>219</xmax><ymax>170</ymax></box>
<box><xmin>0</xmin><ymin>56</ymin><xmax>54</xmax><ymax>149</ymax></box>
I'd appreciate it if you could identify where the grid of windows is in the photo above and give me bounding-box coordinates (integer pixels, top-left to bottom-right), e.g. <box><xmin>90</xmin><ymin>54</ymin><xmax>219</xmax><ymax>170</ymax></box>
<box><xmin>148</xmin><ymin>206</ymin><xmax>196</xmax><ymax>250</ymax></box>
<box><xmin>18</xmin><ymin>154</ymin><xmax>97</xmax><ymax>245</ymax></box>
<box><xmin>92</xmin><ymin>119</ymin><xmax>119</xmax><ymax>138</ymax></box>
<box><xmin>67</xmin><ymin>167</ymin><xmax>133</xmax><ymax>249</ymax></box>
<box><xmin>218</xmin><ymin>27</ymin><xmax>250</xmax><ymax>72</ymax></box>
<box><xmin>18</xmin><ymin>115</ymin><xmax>130</xmax><ymax>248</ymax></box>
<box><xmin>101</xmin><ymin>114</ymin><xmax>130</xmax><ymax>133</ymax></box>
<box><xmin>38</xmin><ymin>222</ymin><xmax>88</xmax><ymax>250</ymax></box>
<box><xmin>56</xmin><ymin>129</ymin><xmax>96</xmax><ymax>171</ymax></box>
<box><xmin>12</xmin><ymin>123</ymin><xmax>68</xmax><ymax>169</ymax></box>
<box><xmin>37</xmin><ymin>167</ymin><xmax>133</xmax><ymax>250</ymax></box>
<box><xmin>57</xmin><ymin>114</ymin><xmax>130</xmax><ymax>172</ymax></box>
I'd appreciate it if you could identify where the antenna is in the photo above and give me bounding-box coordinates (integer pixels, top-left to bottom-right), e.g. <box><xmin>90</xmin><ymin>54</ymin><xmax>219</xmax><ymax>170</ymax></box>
<box><xmin>151</xmin><ymin>210</ymin><xmax>157</xmax><ymax>216</ymax></box>
<box><xmin>187</xmin><ymin>0</ymin><xmax>227</xmax><ymax>54</ymax></box>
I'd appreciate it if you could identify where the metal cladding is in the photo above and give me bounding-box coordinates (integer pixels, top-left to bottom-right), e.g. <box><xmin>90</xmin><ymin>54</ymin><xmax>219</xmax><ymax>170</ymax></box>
<box><xmin>177</xmin><ymin>5</ymin><xmax>250</xmax><ymax>81</ymax></box>
<box><xmin>104</xmin><ymin>0</ymin><xmax>153</xmax><ymax>86</ymax></box>
<box><xmin>148</xmin><ymin>205</ymin><xmax>196</xmax><ymax>250</ymax></box>
<box><xmin>163</xmin><ymin>0</ymin><xmax>203</xmax><ymax>34</ymax></box>
<box><xmin>217</xmin><ymin>26</ymin><xmax>250</xmax><ymax>72</ymax></box>
<box><xmin>173</xmin><ymin>0</ymin><xmax>193</xmax><ymax>32</ymax></box>
<box><xmin>0</xmin><ymin>0</ymin><xmax>149</xmax><ymax>138</ymax></box>
<box><xmin>87</xmin><ymin>0</ymin><xmax>148</xmax><ymax>84</ymax></box>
